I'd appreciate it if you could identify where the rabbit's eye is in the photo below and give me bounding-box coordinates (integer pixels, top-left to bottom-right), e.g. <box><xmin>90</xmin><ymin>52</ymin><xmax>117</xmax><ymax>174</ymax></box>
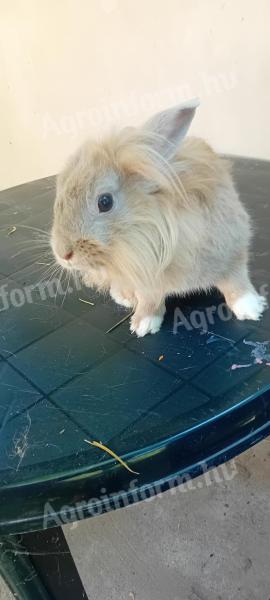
<box><xmin>97</xmin><ymin>193</ymin><xmax>113</xmax><ymax>213</ymax></box>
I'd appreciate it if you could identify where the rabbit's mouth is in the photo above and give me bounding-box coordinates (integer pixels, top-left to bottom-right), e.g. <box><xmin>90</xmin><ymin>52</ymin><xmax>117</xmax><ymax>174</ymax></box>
<box><xmin>60</xmin><ymin>238</ymin><xmax>109</xmax><ymax>273</ymax></box>
<box><xmin>51</xmin><ymin>232</ymin><xmax>107</xmax><ymax>272</ymax></box>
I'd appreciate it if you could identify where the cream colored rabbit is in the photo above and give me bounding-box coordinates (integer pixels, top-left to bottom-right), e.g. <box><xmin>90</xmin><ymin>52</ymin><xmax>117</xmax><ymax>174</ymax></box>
<box><xmin>51</xmin><ymin>99</ymin><xmax>267</xmax><ymax>336</ymax></box>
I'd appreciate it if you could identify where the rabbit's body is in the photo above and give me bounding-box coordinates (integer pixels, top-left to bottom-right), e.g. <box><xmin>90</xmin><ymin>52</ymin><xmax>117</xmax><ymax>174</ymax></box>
<box><xmin>51</xmin><ymin>101</ymin><xmax>266</xmax><ymax>336</ymax></box>
<box><xmin>138</xmin><ymin>137</ymin><xmax>249</xmax><ymax>295</ymax></box>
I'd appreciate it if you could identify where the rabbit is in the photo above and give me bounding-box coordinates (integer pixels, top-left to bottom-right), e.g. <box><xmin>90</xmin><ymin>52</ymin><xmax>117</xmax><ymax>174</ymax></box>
<box><xmin>51</xmin><ymin>98</ymin><xmax>267</xmax><ymax>337</ymax></box>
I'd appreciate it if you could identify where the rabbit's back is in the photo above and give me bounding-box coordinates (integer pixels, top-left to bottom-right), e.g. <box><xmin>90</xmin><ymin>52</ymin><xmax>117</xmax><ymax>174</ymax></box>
<box><xmin>165</xmin><ymin>138</ymin><xmax>251</xmax><ymax>294</ymax></box>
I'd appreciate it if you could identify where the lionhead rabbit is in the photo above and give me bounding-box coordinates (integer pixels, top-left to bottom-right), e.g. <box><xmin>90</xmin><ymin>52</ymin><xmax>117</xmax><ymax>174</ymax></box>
<box><xmin>51</xmin><ymin>99</ymin><xmax>267</xmax><ymax>336</ymax></box>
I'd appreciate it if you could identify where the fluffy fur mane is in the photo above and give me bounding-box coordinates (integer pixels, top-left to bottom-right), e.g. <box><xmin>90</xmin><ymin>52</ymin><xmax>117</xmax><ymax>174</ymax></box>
<box><xmin>98</xmin><ymin>128</ymin><xmax>231</xmax><ymax>296</ymax></box>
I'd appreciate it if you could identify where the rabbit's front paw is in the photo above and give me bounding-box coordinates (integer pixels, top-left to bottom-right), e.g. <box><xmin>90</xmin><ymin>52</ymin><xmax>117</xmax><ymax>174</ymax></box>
<box><xmin>110</xmin><ymin>287</ymin><xmax>134</xmax><ymax>308</ymax></box>
<box><xmin>130</xmin><ymin>314</ymin><xmax>163</xmax><ymax>337</ymax></box>
<box><xmin>232</xmin><ymin>292</ymin><xmax>267</xmax><ymax>321</ymax></box>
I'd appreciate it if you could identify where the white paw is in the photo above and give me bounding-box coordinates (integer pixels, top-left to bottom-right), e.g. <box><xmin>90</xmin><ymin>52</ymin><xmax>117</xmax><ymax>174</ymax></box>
<box><xmin>115</xmin><ymin>295</ymin><xmax>133</xmax><ymax>308</ymax></box>
<box><xmin>130</xmin><ymin>315</ymin><xmax>163</xmax><ymax>337</ymax></box>
<box><xmin>232</xmin><ymin>292</ymin><xmax>267</xmax><ymax>321</ymax></box>
<box><xmin>110</xmin><ymin>289</ymin><xmax>133</xmax><ymax>308</ymax></box>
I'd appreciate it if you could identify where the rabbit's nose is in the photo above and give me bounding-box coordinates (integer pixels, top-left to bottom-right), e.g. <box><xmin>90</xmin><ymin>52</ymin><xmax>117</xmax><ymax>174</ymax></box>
<box><xmin>63</xmin><ymin>250</ymin><xmax>74</xmax><ymax>261</ymax></box>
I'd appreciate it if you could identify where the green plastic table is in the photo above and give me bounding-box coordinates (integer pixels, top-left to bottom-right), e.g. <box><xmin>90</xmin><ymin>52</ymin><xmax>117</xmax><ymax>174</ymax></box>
<box><xmin>0</xmin><ymin>157</ymin><xmax>269</xmax><ymax>599</ymax></box>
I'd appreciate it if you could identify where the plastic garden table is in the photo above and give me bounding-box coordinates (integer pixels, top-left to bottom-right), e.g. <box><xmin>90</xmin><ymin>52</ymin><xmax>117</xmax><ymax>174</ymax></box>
<box><xmin>0</xmin><ymin>157</ymin><xmax>269</xmax><ymax>599</ymax></box>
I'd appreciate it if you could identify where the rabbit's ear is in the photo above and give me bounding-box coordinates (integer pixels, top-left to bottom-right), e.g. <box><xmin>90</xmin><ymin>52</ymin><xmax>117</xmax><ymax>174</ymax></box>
<box><xmin>143</xmin><ymin>98</ymin><xmax>199</xmax><ymax>158</ymax></box>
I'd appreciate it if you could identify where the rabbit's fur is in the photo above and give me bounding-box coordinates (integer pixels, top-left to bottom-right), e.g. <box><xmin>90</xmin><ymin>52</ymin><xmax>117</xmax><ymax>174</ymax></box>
<box><xmin>51</xmin><ymin>100</ymin><xmax>266</xmax><ymax>336</ymax></box>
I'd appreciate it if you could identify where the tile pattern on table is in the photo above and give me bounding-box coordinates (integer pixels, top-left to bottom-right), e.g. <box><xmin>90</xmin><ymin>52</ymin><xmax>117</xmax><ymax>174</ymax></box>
<box><xmin>0</xmin><ymin>180</ymin><xmax>55</xmax><ymax>275</ymax></box>
<box><xmin>109</xmin><ymin>382</ymin><xmax>211</xmax><ymax>455</ymax></box>
<box><xmin>81</xmin><ymin>293</ymin><xmax>133</xmax><ymax>343</ymax></box>
<box><xmin>111</xmin><ymin>329</ymin><xmax>270</xmax><ymax>454</ymax></box>
<box><xmin>8</xmin><ymin>318</ymin><xmax>120</xmax><ymax>394</ymax></box>
<box><xmin>0</xmin><ymin>179</ymin><xmax>55</xmax><ymax>231</ymax></box>
<box><xmin>19</xmin><ymin>205</ymin><xmax>53</xmax><ymax>232</ymax></box>
<box><xmin>194</xmin><ymin>328</ymin><xmax>270</xmax><ymax>397</ymax></box>
<box><xmin>0</xmin><ymin>397</ymin><xmax>88</xmax><ymax>477</ymax></box>
<box><xmin>11</xmin><ymin>262</ymin><xmax>98</xmax><ymax>317</ymax></box>
<box><xmin>0</xmin><ymin>225</ymin><xmax>49</xmax><ymax>276</ymax></box>
<box><xmin>10</xmin><ymin>262</ymin><xmax>132</xmax><ymax>341</ymax></box>
<box><xmin>50</xmin><ymin>348</ymin><xmax>180</xmax><ymax>444</ymax></box>
<box><xmin>127</xmin><ymin>295</ymin><xmax>253</xmax><ymax>381</ymax></box>
<box><xmin>0</xmin><ymin>203</ymin><xmax>52</xmax><ymax>231</ymax></box>
<box><xmin>0</xmin><ymin>177</ymin><xmax>55</xmax><ymax>205</ymax></box>
<box><xmin>0</xmin><ymin>362</ymin><xmax>42</xmax><ymax>427</ymax></box>
<box><xmin>0</xmin><ymin>202</ymin><xmax>32</xmax><ymax>227</ymax></box>
<box><xmin>0</xmin><ymin>278</ymin><xmax>74</xmax><ymax>356</ymax></box>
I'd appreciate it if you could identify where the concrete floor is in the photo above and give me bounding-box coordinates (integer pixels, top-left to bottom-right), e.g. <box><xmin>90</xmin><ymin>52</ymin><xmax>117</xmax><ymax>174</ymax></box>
<box><xmin>1</xmin><ymin>438</ymin><xmax>269</xmax><ymax>600</ymax></box>
<box><xmin>0</xmin><ymin>579</ymin><xmax>13</xmax><ymax>600</ymax></box>
<box><xmin>64</xmin><ymin>438</ymin><xmax>270</xmax><ymax>600</ymax></box>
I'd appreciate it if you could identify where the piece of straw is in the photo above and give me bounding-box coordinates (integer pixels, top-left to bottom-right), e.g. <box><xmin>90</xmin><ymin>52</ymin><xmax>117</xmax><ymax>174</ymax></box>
<box><xmin>84</xmin><ymin>439</ymin><xmax>139</xmax><ymax>475</ymax></box>
<box><xmin>79</xmin><ymin>298</ymin><xmax>95</xmax><ymax>306</ymax></box>
<box><xmin>7</xmin><ymin>226</ymin><xmax>17</xmax><ymax>236</ymax></box>
<box><xmin>106</xmin><ymin>311</ymin><xmax>133</xmax><ymax>334</ymax></box>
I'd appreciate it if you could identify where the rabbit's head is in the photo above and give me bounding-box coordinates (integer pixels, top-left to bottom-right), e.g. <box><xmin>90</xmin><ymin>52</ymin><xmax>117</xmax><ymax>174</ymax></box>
<box><xmin>51</xmin><ymin>99</ymin><xmax>198</xmax><ymax>286</ymax></box>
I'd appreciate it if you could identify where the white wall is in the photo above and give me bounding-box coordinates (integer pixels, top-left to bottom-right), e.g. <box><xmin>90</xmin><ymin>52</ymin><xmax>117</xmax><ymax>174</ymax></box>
<box><xmin>1</xmin><ymin>0</ymin><xmax>269</xmax><ymax>190</ymax></box>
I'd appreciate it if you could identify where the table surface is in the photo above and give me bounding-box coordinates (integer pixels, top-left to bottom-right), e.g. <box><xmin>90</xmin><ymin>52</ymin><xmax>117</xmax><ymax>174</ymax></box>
<box><xmin>0</xmin><ymin>157</ymin><xmax>270</xmax><ymax>535</ymax></box>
